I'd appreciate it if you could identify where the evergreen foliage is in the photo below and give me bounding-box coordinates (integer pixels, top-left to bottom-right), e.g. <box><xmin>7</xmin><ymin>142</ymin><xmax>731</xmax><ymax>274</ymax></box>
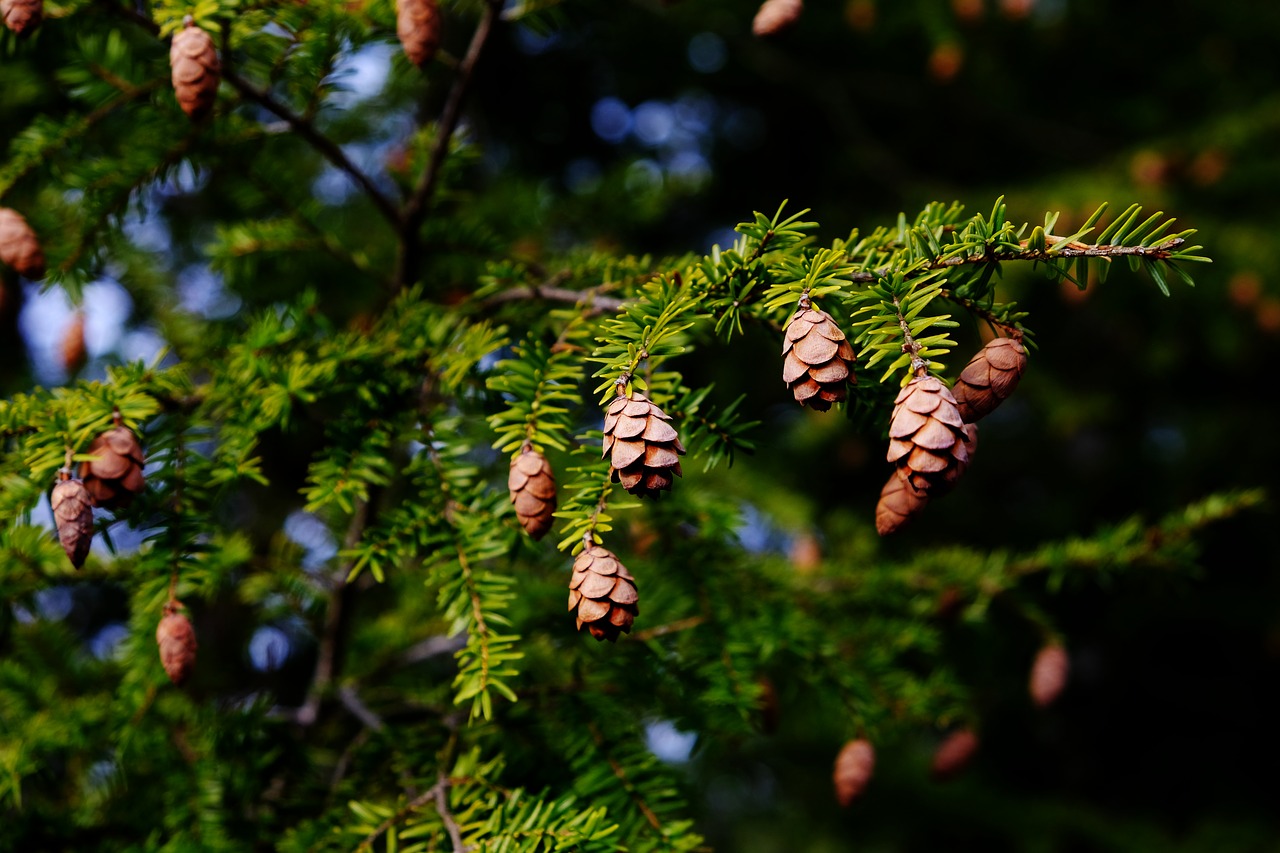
<box><xmin>0</xmin><ymin>1</ymin><xmax>1267</xmax><ymax>850</ymax></box>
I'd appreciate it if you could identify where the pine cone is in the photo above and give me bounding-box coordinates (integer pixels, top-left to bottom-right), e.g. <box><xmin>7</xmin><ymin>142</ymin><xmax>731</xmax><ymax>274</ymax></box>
<box><xmin>602</xmin><ymin>391</ymin><xmax>685</xmax><ymax>499</ymax></box>
<box><xmin>782</xmin><ymin>299</ymin><xmax>856</xmax><ymax>411</ymax></box>
<box><xmin>931</xmin><ymin>728</ymin><xmax>979</xmax><ymax>781</ymax></box>
<box><xmin>0</xmin><ymin>207</ymin><xmax>45</xmax><ymax>279</ymax></box>
<box><xmin>952</xmin><ymin>336</ymin><xmax>1028</xmax><ymax>423</ymax></box>
<box><xmin>51</xmin><ymin>477</ymin><xmax>94</xmax><ymax>569</ymax></box>
<box><xmin>0</xmin><ymin>0</ymin><xmax>41</xmax><ymax>36</ymax></box>
<box><xmin>61</xmin><ymin>312</ymin><xmax>86</xmax><ymax>375</ymax></box>
<box><xmin>752</xmin><ymin>0</ymin><xmax>802</xmax><ymax>37</ymax></box>
<box><xmin>508</xmin><ymin>447</ymin><xmax>556</xmax><ymax>540</ymax></box>
<box><xmin>396</xmin><ymin>0</ymin><xmax>442</xmax><ymax>67</ymax></box>
<box><xmin>833</xmin><ymin>738</ymin><xmax>875</xmax><ymax>806</ymax></box>
<box><xmin>1029</xmin><ymin>643</ymin><xmax>1069</xmax><ymax>708</ymax></box>
<box><xmin>874</xmin><ymin>470</ymin><xmax>929</xmax><ymax>535</ymax></box>
<box><xmin>156</xmin><ymin>604</ymin><xmax>197</xmax><ymax>686</ymax></box>
<box><xmin>170</xmin><ymin>20</ymin><xmax>221</xmax><ymax>120</ymax></box>
<box><xmin>568</xmin><ymin>545</ymin><xmax>638</xmax><ymax>642</ymax></box>
<box><xmin>886</xmin><ymin>376</ymin><xmax>972</xmax><ymax>496</ymax></box>
<box><xmin>80</xmin><ymin>422</ymin><xmax>146</xmax><ymax>510</ymax></box>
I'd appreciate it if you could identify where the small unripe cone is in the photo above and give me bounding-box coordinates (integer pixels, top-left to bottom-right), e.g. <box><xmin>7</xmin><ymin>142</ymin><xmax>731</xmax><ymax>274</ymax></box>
<box><xmin>752</xmin><ymin>0</ymin><xmax>802</xmax><ymax>37</ymax></box>
<box><xmin>875</xmin><ymin>470</ymin><xmax>929</xmax><ymax>535</ymax></box>
<box><xmin>952</xmin><ymin>336</ymin><xmax>1028</xmax><ymax>423</ymax></box>
<box><xmin>568</xmin><ymin>545</ymin><xmax>638</xmax><ymax>642</ymax></box>
<box><xmin>1029</xmin><ymin>643</ymin><xmax>1069</xmax><ymax>708</ymax></box>
<box><xmin>396</xmin><ymin>0</ymin><xmax>442</xmax><ymax>67</ymax></box>
<box><xmin>0</xmin><ymin>0</ymin><xmax>41</xmax><ymax>36</ymax></box>
<box><xmin>61</xmin><ymin>312</ymin><xmax>87</xmax><ymax>375</ymax></box>
<box><xmin>931</xmin><ymin>728</ymin><xmax>979</xmax><ymax>781</ymax></box>
<box><xmin>886</xmin><ymin>376</ymin><xmax>972</xmax><ymax>497</ymax></box>
<box><xmin>833</xmin><ymin>739</ymin><xmax>875</xmax><ymax>806</ymax></box>
<box><xmin>170</xmin><ymin>20</ymin><xmax>221</xmax><ymax>120</ymax></box>
<box><xmin>0</xmin><ymin>207</ymin><xmax>45</xmax><ymax>279</ymax></box>
<box><xmin>602</xmin><ymin>390</ymin><xmax>685</xmax><ymax>499</ymax></box>
<box><xmin>80</xmin><ymin>421</ymin><xmax>147</xmax><ymax>510</ymax></box>
<box><xmin>781</xmin><ymin>299</ymin><xmax>856</xmax><ymax>411</ymax></box>
<box><xmin>156</xmin><ymin>603</ymin><xmax>197</xmax><ymax>685</ymax></box>
<box><xmin>508</xmin><ymin>447</ymin><xmax>556</xmax><ymax>540</ymax></box>
<box><xmin>51</xmin><ymin>476</ymin><xmax>94</xmax><ymax>569</ymax></box>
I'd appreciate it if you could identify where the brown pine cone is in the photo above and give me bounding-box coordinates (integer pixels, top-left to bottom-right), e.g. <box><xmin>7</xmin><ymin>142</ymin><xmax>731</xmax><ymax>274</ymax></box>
<box><xmin>1029</xmin><ymin>643</ymin><xmax>1069</xmax><ymax>708</ymax></box>
<box><xmin>874</xmin><ymin>470</ymin><xmax>929</xmax><ymax>536</ymax></box>
<box><xmin>952</xmin><ymin>336</ymin><xmax>1028</xmax><ymax>423</ymax></box>
<box><xmin>602</xmin><ymin>390</ymin><xmax>685</xmax><ymax>499</ymax></box>
<box><xmin>61</xmin><ymin>312</ymin><xmax>86</xmax><ymax>375</ymax></box>
<box><xmin>80</xmin><ymin>422</ymin><xmax>146</xmax><ymax>510</ymax></box>
<box><xmin>833</xmin><ymin>738</ymin><xmax>875</xmax><ymax>806</ymax></box>
<box><xmin>51</xmin><ymin>477</ymin><xmax>94</xmax><ymax>569</ymax></box>
<box><xmin>170</xmin><ymin>20</ymin><xmax>221</xmax><ymax>120</ymax></box>
<box><xmin>752</xmin><ymin>0</ymin><xmax>802</xmax><ymax>37</ymax></box>
<box><xmin>886</xmin><ymin>376</ymin><xmax>972</xmax><ymax>496</ymax></box>
<box><xmin>396</xmin><ymin>0</ymin><xmax>442</xmax><ymax>67</ymax></box>
<box><xmin>931</xmin><ymin>728</ymin><xmax>979</xmax><ymax>781</ymax></box>
<box><xmin>0</xmin><ymin>0</ymin><xmax>41</xmax><ymax>36</ymax></box>
<box><xmin>0</xmin><ymin>207</ymin><xmax>45</xmax><ymax>279</ymax></box>
<box><xmin>568</xmin><ymin>545</ymin><xmax>638</xmax><ymax>642</ymax></box>
<box><xmin>156</xmin><ymin>604</ymin><xmax>197</xmax><ymax>686</ymax></box>
<box><xmin>782</xmin><ymin>298</ymin><xmax>856</xmax><ymax>411</ymax></box>
<box><xmin>508</xmin><ymin>447</ymin><xmax>556</xmax><ymax>540</ymax></box>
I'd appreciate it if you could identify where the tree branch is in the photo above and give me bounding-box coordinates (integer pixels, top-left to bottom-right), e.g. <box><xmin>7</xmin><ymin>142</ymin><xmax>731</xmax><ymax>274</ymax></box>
<box><xmin>396</xmin><ymin>0</ymin><xmax>504</xmax><ymax>289</ymax></box>
<box><xmin>481</xmin><ymin>279</ymin><xmax>627</xmax><ymax>314</ymax></box>
<box><xmin>221</xmin><ymin>67</ymin><xmax>403</xmax><ymax>230</ymax></box>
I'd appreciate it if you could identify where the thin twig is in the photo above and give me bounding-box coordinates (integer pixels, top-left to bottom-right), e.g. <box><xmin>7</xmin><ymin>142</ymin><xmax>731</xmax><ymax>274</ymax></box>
<box><xmin>482</xmin><ymin>280</ymin><xmax>627</xmax><ymax>314</ymax></box>
<box><xmin>338</xmin><ymin>685</ymin><xmax>386</xmax><ymax>732</ymax></box>
<box><xmin>433</xmin><ymin>772</ymin><xmax>467</xmax><ymax>853</ymax></box>
<box><xmin>396</xmin><ymin>0</ymin><xmax>504</xmax><ymax>289</ymax></box>
<box><xmin>356</xmin><ymin>774</ymin><xmax>466</xmax><ymax>853</ymax></box>
<box><xmin>629</xmin><ymin>615</ymin><xmax>706</xmax><ymax>641</ymax></box>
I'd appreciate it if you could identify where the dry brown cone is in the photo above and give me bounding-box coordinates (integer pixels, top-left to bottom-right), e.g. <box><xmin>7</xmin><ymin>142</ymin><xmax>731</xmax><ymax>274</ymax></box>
<box><xmin>396</xmin><ymin>0</ymin><xmax>442</xmax><ymax>67</ymax></box>
<box><xmin>782</xmin><ymin>297</ymin><xmax>856</xmax><ymax>411</ymax></box>
<box><xmin>875</xmin><ymin>470</ymin><xmax>929</xmax><ymax>535</ymax></box>
<box><xmin>0</xmin><ymin>207</ymin><xmax>45</xmax><ymax>279</ymax></box>
<box><xmin>567</xmin><ymin>545</ymin><xmax>638</xmax><ymax>642</ymax></box>
<box><xmin>80</xmin><ymin>419</ymin><xmax>146</xmax><ymax>510</ymax></box>
<box><xmin>170</xmin><ymin>19</ymin><xmax>221</xmax><ymax>120</ymax></box>
<box><xmin>0</xmin><ymin>0</ymin><xmax>41</xmax><ymax>36</ymax></box>
<box><xmin>602</xmin><ymin>390</ymin><xmax>685</xmax><ymax>499</ymax></box>
<box><xmin>61</xmin><ymin>312</ymin><xmax>87</xmax><ymax>375</ymax></box>
<box><xmin>1029</xmin><ymin>643</ymin><xmax>1069</xmax><ymax>708</ymax></box>
<box><xmin>931</xmin><ymin>728</ymin><xmax>979</xmax><ymax>782</ymax></box>
<box><xmin>752</xmin><ymin>0</ymin><xmax>802</xmax><ymax>37</ymax></box>
<box><xmin>952</xmin><ymin>335</ymin><xmax>1028</xmax><ymax>423</ymax></box>
<box><xmin>508</xmin><ymin>446</ymin><xmax>556</xmax><ymax>541</ymax></box>
<box><xmin>51</xmin><ymin>475</ymin><xmax>94</xmax><ymax>569</ymax></box>
<box><xmin>887</xmin><ymin>375</ymin><xmax>973</xmax><ymax>497</ymax></box>
<box><xmin>156</xmin><ymin>602</ymin><xmax>197</xmax><ymax>686</ymax></box>
<box><xmin>833</xmin><ymin>738</ymin><xmax>876</xmax><ymax>806</ymax></box>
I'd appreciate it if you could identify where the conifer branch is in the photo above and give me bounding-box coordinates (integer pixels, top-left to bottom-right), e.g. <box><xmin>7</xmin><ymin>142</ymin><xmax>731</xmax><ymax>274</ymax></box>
<box><xmin>397</xmin><ymin>0</ymin><xmax>505</xmax><ymax>289</ymax></box>
<box><xmin>482</xmin><ymin>280</ymin><xmax>627</xmax><ymax>314</ymax></box>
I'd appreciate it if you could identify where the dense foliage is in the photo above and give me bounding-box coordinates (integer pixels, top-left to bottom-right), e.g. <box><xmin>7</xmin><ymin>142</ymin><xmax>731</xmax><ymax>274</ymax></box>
<box><xmin>2</xmin><ymin>1</ymin><xmax>1276</xmax><ymax>851</ymax></box>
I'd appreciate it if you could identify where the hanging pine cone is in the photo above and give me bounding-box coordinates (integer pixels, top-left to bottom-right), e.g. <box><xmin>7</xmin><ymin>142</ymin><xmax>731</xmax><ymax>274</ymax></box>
<box><xmin>61</xmin><ymin>312</ymin><xmax>87</xmax><ymax>376</ymax></box>
<box><xmin>952</xmin><ymin>335</ymin><xmax>1028</xmax><ymax>423</ymax></box>
<box><xmin>170</xmin><ymin>19</ymin><xmax>221</xmax><ymax>120</ymax></box>
<box><xmin>752</xmin><ymin>0</ymin><xmax>802</xmax><ymax>37</ymax></box>
<box><xmin>602</xmin><ymin>390</ymin><xmax>685</xmax><ymax>499</ymax></box>
<box><xmin>0</xmin><ymin>0</ymin><xmax>41</xmax><ymax>36</ymax></box>
<box><xmin>156</xmin><ymin>603</ymin><xmax>197</xmax><ymax>686</ymax></box>
<box><xmin>80</xmin><ymin>419</ymin><xmax>146</xmax><ymax>510</ymax></box>
<box><xmin>833</xmin><ymin>738</ymin><xmax>876</xmax><ymax>806</ymax></box>
<box><xmin>508</xmin><ymin>446</ymin><xmax>556</xmax><ymax>540</ymax></box>
<box><xmin>568</xmin><ymin>545</ymin><xmax>638</xmax><ymax>642</ymax></box>
<box><xmin>874</xmin><ymin>470</ymin><xmax>929</xmax><ymax>535</ymax></box>
<box><xmin>886</xmin><ymin>375</ymin><xmax>973</xmax><ymax>496</ymax></box>
<box><xmin>931</xmin><ymin>728</ymin><xmax>979</xmax><ymax>781</ymax></box>
<box><xmin>782</xmin><ymin>296</ymin><xmax>856</xmax><ymax>411</ymax></box>
<box><xmin>51</xmin><ymin>475</ymin><xmax>94</xmax><ymax>569</ymax></box>
<box><xmin>0</xmin><ymin>207</ymin><xmax>45</xmax><ymax>279</ymax></box>
<box><xmin>396</xmin><ymin>0</ymin><xmax>442</xmax><ymax>67</ymax></box>
<box><xmin>1029</xmin><ymin>643</ymin><xmax>1069</xmax><ymax>708</ymax></box>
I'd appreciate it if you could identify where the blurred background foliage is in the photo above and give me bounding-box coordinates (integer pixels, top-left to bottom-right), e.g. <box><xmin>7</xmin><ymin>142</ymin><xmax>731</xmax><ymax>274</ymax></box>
<box><xmin>2</xmin><ymin>0</ymin><xmax>1279</xmax><ymax>850</ymax></box>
